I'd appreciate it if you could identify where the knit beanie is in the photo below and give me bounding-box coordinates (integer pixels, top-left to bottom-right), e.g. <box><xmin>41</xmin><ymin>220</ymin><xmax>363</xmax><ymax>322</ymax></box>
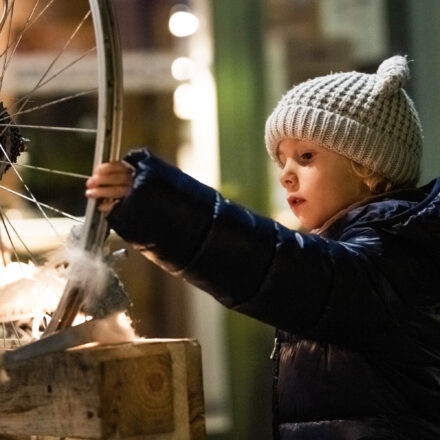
<box><xmin>265</xmin><ymin>55</ymin><xmax>423</xmax><ymax>187</ymax></box>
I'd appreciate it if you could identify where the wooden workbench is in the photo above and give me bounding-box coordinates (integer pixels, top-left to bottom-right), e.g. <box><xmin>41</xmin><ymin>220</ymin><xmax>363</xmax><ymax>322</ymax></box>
<box><xmin>0</xmin><ymin>339</ymin><xmax>205</xmax><ymax>439</ymax></box>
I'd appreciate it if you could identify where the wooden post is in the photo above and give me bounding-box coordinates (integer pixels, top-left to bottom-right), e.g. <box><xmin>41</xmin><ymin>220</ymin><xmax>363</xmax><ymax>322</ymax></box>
<box><xmin>0</xmin><ymin>339</ymin><xmax>205</xmax><ymax>439</ymax></box>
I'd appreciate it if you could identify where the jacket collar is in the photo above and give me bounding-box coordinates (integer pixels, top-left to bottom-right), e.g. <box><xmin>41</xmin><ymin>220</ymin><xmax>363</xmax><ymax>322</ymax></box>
<box><xmin>314</xmin><ymin>178</ymin><xmax>440</xmax><ymax>239</ymax></box>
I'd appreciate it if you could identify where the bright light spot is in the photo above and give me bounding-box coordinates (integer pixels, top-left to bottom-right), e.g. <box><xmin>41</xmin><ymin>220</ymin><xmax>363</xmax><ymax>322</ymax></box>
<box><xmin>171</xmin><ymin>57</ymin><xmax>196</xmax><ymax>81</ymax></box>
<box><xmin>72</xmin><ymin>314</ymin><xmax>88</xmax><ymax>326</ymax></box>
<box><xmin>173</xmin><ymin>83</ymin><xmax>197</xmax><ymax>120</ymax></box>
<box><xmin>0</xmin><ymin>261</ymin><xmax>64</xmax><ymax>337</ymax></box>
<box><xmin>5</xmin><ymin>209</ymin><xmax>23</xmax><ymax>220</ymax></box>
<box><xmin>169</xmin><ymin>10</ymin><xmax>199</xmax><ymax>37</ymax></box>
<box><xmin>70</xmin><ymin>342</ymin><xmax>99</xmax><ymax>350</ymax></box>
<box><xmin>116</xmin><ymin>312</ymin><xmax>132</xmax><ymax>330</ymax></box>
<box><xmin>0</xmin><ymin>261</ymin><xmax>35</xmax><ymax>285</ymax></box>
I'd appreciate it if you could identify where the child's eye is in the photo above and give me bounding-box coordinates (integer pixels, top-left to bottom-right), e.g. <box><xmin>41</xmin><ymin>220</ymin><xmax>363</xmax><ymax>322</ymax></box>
<box><xmin>300</xmin><ymin>152</ymin><xmax>314</xmax><ymax>162</ymax></box>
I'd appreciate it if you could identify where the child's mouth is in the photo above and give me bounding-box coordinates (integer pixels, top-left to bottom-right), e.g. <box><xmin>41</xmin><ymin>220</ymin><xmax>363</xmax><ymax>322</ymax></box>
<box><xmin>288</xmin><ymin>196</ymin><xmax>305</xmax><ymax>210</ymax></box>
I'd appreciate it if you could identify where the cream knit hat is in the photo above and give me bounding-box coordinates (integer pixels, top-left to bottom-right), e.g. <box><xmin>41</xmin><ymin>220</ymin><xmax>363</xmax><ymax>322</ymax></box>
<box><xmin>265</xmin><ymin>55</ymin><xmax>423</xmax><ymax>187</ymax></box>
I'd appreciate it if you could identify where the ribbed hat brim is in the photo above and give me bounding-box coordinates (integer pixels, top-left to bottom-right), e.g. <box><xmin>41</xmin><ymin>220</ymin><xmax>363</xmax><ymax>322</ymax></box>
<box><xmin>265</xmin><ymin>105</ymin><xmax>420</xmax><ymax>186</ymax></box>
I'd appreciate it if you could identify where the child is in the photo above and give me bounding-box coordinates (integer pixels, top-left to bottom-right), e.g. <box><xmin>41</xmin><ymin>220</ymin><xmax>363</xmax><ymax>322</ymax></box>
<box><xmin>86</xmin><ymin>56</ymin><xmax>440</xmax><ymax>439</ymax></box>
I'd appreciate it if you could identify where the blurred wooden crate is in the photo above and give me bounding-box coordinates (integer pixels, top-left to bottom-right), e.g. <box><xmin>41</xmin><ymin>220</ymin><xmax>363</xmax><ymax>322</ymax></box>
<box><xmin>0</xmin><ymin>339</ymin><xmax>205</xmax><ymax>439</ymax></box>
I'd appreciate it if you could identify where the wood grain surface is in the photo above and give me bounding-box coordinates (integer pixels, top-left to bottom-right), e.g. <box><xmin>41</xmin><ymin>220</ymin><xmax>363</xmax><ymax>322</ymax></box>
<box><xmin>0</xmin><ymin>339</ymin><xmax>206</xmax><ymax>439</ymax></box>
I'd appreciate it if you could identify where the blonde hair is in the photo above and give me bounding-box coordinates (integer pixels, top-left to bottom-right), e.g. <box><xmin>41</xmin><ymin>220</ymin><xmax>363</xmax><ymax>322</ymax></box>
<box><xmin>351</xmin><ymin>161</ymin><xmax>395</xmax><ymax>195</ymax></box>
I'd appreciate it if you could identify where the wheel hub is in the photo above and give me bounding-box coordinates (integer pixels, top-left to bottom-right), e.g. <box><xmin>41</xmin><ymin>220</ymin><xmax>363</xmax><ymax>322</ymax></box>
<box><xmin>0</xmin><ymin>102</ymin><xmax>26</xmax><ymax>180</ymax></box>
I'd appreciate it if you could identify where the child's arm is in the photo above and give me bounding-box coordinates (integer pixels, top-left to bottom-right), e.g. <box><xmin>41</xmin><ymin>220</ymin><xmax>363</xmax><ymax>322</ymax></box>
<box><xmin>103</xmin><ymin>149</ymin><xmax>218</xmax><ymax>271</ymax></box>
<box><xmin>86</xmin><ymin>161</ymin><xmax>134</xmax><ymax>213</ymax></box>
<box><xmin>89</xmin><ymin>149</ymin><xmax>392</xmax><ymax>346</ymax></box>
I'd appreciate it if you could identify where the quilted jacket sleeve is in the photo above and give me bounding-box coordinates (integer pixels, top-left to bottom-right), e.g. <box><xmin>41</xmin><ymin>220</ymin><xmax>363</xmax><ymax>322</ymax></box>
<box><xmin>108</xmin><ymin>149</ymin><xmax>394</xmax><ymax>343</ymax></box>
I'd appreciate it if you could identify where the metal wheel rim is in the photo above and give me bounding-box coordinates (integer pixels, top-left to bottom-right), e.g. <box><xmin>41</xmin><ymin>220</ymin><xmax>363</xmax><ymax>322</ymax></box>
<box><xmin>43</xmin><ymin>0</ymin><xmax>123</xmax><ymax>334</ymax></box>
<box><xmin>82</xmin><ymin>0</ymin><xmax>123</xmax><ymax>254</ymax></box>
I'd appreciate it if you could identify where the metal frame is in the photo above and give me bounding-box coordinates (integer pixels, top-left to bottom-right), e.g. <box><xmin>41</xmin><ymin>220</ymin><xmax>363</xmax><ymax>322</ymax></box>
<box><xmin>44</xmin><ymin>0</ymin><xmax>123</xmax><ymax>334</ymax></box>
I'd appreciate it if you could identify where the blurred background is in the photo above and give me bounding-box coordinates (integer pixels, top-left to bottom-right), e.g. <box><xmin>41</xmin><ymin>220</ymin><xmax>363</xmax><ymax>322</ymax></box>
<box><xmin>6</xmin><ymin>0</ymin><xmax>440</xmax><ymax>438</ymax></box>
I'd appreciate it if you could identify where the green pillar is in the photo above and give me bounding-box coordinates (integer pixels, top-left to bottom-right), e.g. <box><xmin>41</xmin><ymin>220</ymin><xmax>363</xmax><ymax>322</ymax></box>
<box><xmin>211</xmin><ymin>1</ymin><xmax>273</xmax><ymax>439</ymax></box>
<box><xmin>212</xmin><ymin>0</ymin><xmax>269</xmax><ymax>211</ymax></box>
<box><xmin>407</xmin><ymin>0</ymin><xmax>440</xmax><ymax>183</ymax></box>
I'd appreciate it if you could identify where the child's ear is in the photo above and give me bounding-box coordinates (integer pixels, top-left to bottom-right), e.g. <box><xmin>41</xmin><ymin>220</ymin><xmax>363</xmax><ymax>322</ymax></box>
<box><xmin>350</xmin><ymin>161</ymin><xmax>374</xmax><ymax>179</ymax></box>
<box><xmin>351</xmin><ymin>161</ymin><xmax>393</xmax><ymax>195</ymax></box>
<box><xmin>350</xmin><ymin>161</ymin><xmax>377</xmax><ymax>195</ymax></box>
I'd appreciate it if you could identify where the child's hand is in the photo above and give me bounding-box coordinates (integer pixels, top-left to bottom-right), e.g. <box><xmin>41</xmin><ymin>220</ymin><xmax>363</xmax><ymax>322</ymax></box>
<box><xmin>85</xmin><ymin>161</ymin><xmax>134</xmax><ymax>214</ymax></box>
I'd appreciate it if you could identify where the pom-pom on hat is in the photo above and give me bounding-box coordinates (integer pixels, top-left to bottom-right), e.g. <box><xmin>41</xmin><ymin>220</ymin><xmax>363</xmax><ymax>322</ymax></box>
<box><xmin>265</xmin><ymin>55</ymin><xmax>423</xmax><ymax>187</ymax></box>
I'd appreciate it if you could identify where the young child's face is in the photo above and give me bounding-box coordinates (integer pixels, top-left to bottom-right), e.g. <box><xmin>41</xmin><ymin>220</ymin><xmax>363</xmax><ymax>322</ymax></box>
<box><xmin>277</xmin><ymin>139</ymin><xmax>371</xmax><ymax>230</ymax></box>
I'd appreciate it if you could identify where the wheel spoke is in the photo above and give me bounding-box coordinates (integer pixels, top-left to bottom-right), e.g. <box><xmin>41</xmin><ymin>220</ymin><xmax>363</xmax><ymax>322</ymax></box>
<box><xmin>10</xmin><ymin>321</ymin><xmax>21</xmax><ymax>345</ymax></box>
<box><xmin>0</xmin><ymin>0</ymin><xmax>15</xmax><ymax>92</ymax></box>
<box><xmin>0</xmin><ymin>3</ymin><xmax>93</xmax><ymax>251</ymax></box>
<box><xmin>4</xmin><ymin>88</ymin><xmax>97</xmax><ymax>121</ymax></box>
<box><xmin>0</xmin><ymin>161</ymin><xmax>89</xmax><ymax>180</ymax></box>
<box><xmin>0</xmin><ymin>184</ymin><xmax>83</xmax><ymax>223</ymax></box>
<box><xmin>0</xmin><ymin>0</ymin><xmax>58</xmax><ymax>139</ymax></box>
<box><xmin>0</xmin><ymin>0</ymin><xmax>123</xmax><ymax>340</ymax></box>
<box><xmin>36</xmin><ymin>46</ymin><xmax>97</xmax><ymax>92</ymax></box>
<box><xmin>0</xmin><ymin>0</ymin><xmax>53</xmax><ymax>60</ymax></box>
<box><xmin>16</xmin><ymin>10</ymin><xmax>92</xmax><ymax>115</ymax></box>
<box><xmin>0</xmin><ymin>209</ymin><xmax>23</xmax><ymax>267</ymax></box>
<box><xmin>0</xmin><ymin>141</ymin><xmax>65</xmax><ymax>240</ymax></box>
<box><xmin>0</xmin><ymin>208</ymin><xmax>38</xmax><ymax>264</ymax></box>
<box><xmin>0</xmin><ymin>123</ymin><xmax>96</xmax><ymax>134</ymax></box>
<box><xmin>0</xmin><ymin>0</ymin><xmax>51</xmax><ymax>94</ymax></box>
<box><xmin>12</xmin><ymin>48</ymin><xmax>97</xmax><ymax>109</ymax></box>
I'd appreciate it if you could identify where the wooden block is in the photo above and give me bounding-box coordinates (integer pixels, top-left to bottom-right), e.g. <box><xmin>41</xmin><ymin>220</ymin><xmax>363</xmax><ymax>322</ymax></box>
<box><xmin>0</xmin><ymin>339</ymin><xmax>206</xmax><ymax>439</ymax></box>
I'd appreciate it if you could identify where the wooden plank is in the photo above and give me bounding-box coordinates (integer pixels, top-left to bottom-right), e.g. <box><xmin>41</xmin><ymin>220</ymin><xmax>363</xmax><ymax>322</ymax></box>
<box><xmin>0</xmin><ymin>339</ymin><xmax>206</xmax><ymax>439</ymax></box>
<box><xmin>185</xmin><ymin>342</ymin><xmax>205</xmax><ymax>440</ymax></box>
<box><xmin>100</xmin><ymin>351</ymin><xmax>174</xmax><ymax>437</ymax></box>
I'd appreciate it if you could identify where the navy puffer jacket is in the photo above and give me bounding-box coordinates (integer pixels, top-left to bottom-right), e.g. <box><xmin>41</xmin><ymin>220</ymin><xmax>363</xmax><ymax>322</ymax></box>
<box><xmin>108</xmin><ymin>149</ymin><xmax>440</xmax><ymax>440</ymax></box>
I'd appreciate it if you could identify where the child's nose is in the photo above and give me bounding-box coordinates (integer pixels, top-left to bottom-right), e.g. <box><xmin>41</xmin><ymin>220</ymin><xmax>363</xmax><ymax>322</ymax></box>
<box><xmin>280</xmin><ymin>160</ymin><xmax>298</xmax><ymax>189</ymax></box>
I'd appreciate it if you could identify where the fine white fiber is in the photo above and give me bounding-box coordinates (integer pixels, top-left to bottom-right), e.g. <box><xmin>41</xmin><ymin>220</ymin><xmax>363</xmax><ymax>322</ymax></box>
<box><xmin>47</xmin><ymin>243</ymin><xmax>113</xmax><ymax>314</ymax></box>
<box><xmin>47</xmin><ymin>240</ymin><xmax>130</xmax><ymax>319</ymax></box>
<box><xmin>0</xmin><ymin>232</ymin><xmax>134</xmax><ymax>346</ymax></box>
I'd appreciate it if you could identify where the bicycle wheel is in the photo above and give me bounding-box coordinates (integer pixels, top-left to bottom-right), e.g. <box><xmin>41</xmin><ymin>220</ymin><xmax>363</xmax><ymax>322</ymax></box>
<box><xmin>0</xmin><ymin>0</ymin><xmax>123</xmax><ymax>344</ymax></box>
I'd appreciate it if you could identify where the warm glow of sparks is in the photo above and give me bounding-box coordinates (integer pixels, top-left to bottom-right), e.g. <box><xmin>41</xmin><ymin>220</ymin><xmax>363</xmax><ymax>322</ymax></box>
<box><xmin>69</xmin><ymin>341</ymin><xmax>99</xmax><ymax>350</ymax></box>
<box><xmin>72</xmin><ymin>314</ymin><xmax>90</xmax><ymax>326</ymax></box>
